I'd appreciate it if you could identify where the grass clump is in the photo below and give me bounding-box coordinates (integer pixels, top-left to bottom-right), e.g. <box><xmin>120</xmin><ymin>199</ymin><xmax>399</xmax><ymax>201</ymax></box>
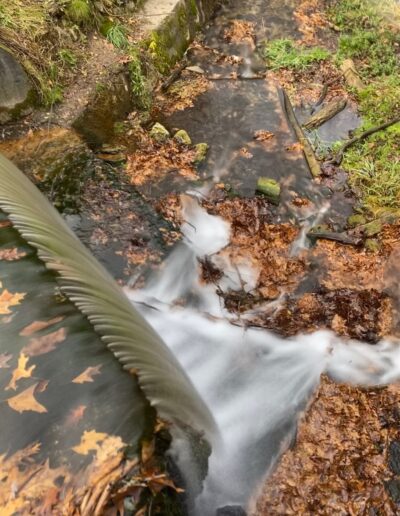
<box><xmin>65</xmin><ymin>0</ymin><xmax>92</xmax><ymax>25</ymax></box>
<box><xmin>262</xmin><ymin>39</ymin><xmax>330</xmax><ymax>71</ymax></box>
<box><xmin>105</xmin><ymin>23</ymin><xmax>128</xmax><ymax>49</ymax></box>
<box><xmin>128</xmin><ymin>48</ymin><xmax>151</xmax><ymax>109</ymax></box>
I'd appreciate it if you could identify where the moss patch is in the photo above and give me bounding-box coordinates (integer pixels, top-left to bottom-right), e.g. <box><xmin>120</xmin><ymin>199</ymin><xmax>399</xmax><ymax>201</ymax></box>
<box><xmin>262</xmin><ymin>39</ymin><xmax>330</xmax><ymax>71</ymax></box>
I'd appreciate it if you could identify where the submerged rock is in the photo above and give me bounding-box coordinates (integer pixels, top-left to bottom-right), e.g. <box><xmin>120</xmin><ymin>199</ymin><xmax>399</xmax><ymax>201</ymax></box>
<box><xmin>194</xmin><ymin>142</ymin><xmax>209</xmax><ymax>164</ymax></box>
<box><xmin>174</xmin><ymin>129</ymin><xmax>192</xmax><ymax>145</ymax></box>
<box><xmin>256</xmin><ymin>177</ymin><xmax>281</xmax><ymax>204</ymax></box>
<box><xmin>150</xmin><ymin>122</ymin><xmax>170</xmax><ymax>142</ymax></box>
<box><xmin>0</xmin><ymin>47</ymin><xmax>35</xmax><ymax>123</ymax></box>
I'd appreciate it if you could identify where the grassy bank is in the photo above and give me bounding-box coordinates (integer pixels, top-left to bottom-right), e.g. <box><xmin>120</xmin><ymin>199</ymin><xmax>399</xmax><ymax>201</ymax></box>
<box><xmin>328</xmin><ymin>0</ymin><xmax>400</xmax><ymax>216</ymax></box>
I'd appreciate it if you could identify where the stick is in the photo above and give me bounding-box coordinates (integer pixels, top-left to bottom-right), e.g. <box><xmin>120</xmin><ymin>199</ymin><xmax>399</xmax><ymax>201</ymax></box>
<box><xmin>331</xmin><ymin>117</ymin><xmax>400</xmax><ymax>165</ymax></box>
<box><xmin>282</xmin><ymin>88</ymin><xmax>321</xmax><ymax>177</ymax></box>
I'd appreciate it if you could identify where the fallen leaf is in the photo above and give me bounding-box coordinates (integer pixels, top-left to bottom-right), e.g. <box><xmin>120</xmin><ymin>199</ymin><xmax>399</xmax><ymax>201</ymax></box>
<box><xmin>254</xmin><ymin>130</ymin><xmax>275</xmax><ymax>141</ymax></box>
<box><xmin>72</xmin><ymin>365</ymin><xmax>102</xmax><ymax>384</ymax></box>
<box><xmin>65</xmin><ymin>404</ymin><xmax>87</xmax><ymax>426</ymax></box>
<box><xmin>0</xmin><ymin>288</ymin><xmax>25</xmax><ymax>314</ymax></box>
<box><xmin>20</xmin><ymin>316</ymin><xmax>64</xmax><ymax>337</ymax></box>
<box><xmin>286</xmin><ymin>142</ymin><xmax>303</xmax><ymax>152</ymax></box>
<box><xmin>72</xmin><ymin>430</ymin><xmax>110</xmax><ymax>455</ymax></box>
<box><xmin>0</xmin><ymin>248</ymin><xmax>27</xmax><ymax>261</ymax></box>
<box><xmin>7</xmin><ymin>383</ymin><xmax>48</xmax><ymax>413</ymax></box>
<box><xmin>22</xmin><ymin>327</ymin><xmax>66</xmax><ymax>356</ymax></box>
<box><xmin>6</xmin><ymin>353</ymin><xmax>35</xmax><ymax>390</ymax></box>
<box><xmin>0</xmin><ymin>353</ymin><xmax>12</xmax><ymax>368</ymax></box>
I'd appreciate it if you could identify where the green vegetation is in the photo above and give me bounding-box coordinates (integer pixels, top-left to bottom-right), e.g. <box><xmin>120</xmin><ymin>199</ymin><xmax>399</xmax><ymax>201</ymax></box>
<box><xmin>128</xmin><ymin>48</ymin><xmax>152</xmax><ymax>109</ymax></box>
<box><xmin>328</xmin><ymin>0</ymin><xmax>400</xmax><ymax>216</ymax></box>
<box><xmin>65</xmin><ymin>0</ymin><xmax>91</xmax><ymax>25</ymax></box>
<box><xmin>262</xmin><ymin>39</ymin><xmax>330</xmax><ymax>71</ymax></box>
<box><xmin>105</xmin><ymin>23</ymin><xmax>129</xmax><ymax>49</ymax></box>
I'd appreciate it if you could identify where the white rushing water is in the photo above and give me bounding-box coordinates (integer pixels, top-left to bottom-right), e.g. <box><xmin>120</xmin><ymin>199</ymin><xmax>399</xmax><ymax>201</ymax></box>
<box><xmin>127</xmin><ymin>195</ymin><xmax>400</xmax><ymax>515</ymax></box>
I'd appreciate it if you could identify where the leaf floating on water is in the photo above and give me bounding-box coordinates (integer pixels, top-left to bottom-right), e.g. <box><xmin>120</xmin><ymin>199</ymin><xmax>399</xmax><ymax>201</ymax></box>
<box><xmin>72</xmin><ymin>365</ymin><xmax>102</xmax><ymax>384</ymax></box>
<box><xmin>22</xmin><ymin>328</ymin><xmax>67</xmax><ymax>357</ymax></box>
<box><xmin>19</xmin><ymin>316</ymin><xmax>65</xmax><ymax>337</ymax></box>
<box><xmin>65</xmin><ymin>404</ymin><xmax>87</xmax><ymax>426</ymax></box>
<box><xmin>254</xmin><ymin>130</ymin><xmax>275</xmax><ymax>141</ymax></box>
<box><xmin>7</xmin><ymin>382</ymin><xmax>48</xmax><ymax>414</ymax></box>
<box><xmin>6</xmin><ymin>353</ymin><xmax>35</xmax><ymax>390</ymax></box>
<box><xmin>72</xmin><ymin>430</ymin><xmax>125</xmax><ymax>463</ymax></box>
<box><xmin>0</xmin><ymin>353</ymin><xmax>12</xmax><ymax>368</ymax></box>
<box><xmin>0</xmin><ymin>285</ymin><xmax>25</xmax><ymax>315</ymax></box>
<box><xmin>0</xmin><ymin>247</ymin><xmax>27</xmax><ymax>261</ymax></box>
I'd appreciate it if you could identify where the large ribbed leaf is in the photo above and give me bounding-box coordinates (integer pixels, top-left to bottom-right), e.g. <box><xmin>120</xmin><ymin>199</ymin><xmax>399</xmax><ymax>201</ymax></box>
<box><xmin>0</xmin><ymin>153</ymin><xmax>217</xmax><ymax>441</ymax></box>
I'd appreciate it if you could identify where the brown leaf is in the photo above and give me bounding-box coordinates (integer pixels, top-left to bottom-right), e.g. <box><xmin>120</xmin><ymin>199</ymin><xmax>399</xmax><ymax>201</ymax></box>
<box><xmin>72</xmin><ymin>430</ymin><xmax>110</xmax><ymax>455</ymax></box>
<box><xmin>22</xmin><ymin>327</ymin><xmax>66</xmax><ymax>356</ymax></box>
<box><xmin>0</xmin><ymin>285</ymin><xmax>25</xmax><ymax>314</ymax></box>
<box><xmin>7</xmin><ymin>383</ymin><xmax>48</xmax><ymax>413</ymax></box>
<box><xmin>0</xmin><ymin>248</ymin><xmax>27</xmax><ymax>261</ymax></box>
<box><xmin>72</xmin><ymin>365</ymin><xmax>102</xmax><ymax>384</ymax></box>
<box><xmin>0</xmin><ymin>353</ymin><xmax>12</xmax><ymax>368</ymax></box>
<box><xmin>6</xmin><ymin>353</ymin><xmax>35</xmax><ymax>390</ymax></box>
<box><xmin>254</xmin><ymin>130</ymin><xmax>275</xmax><ymax>141</ymax></box>
<box><xmin>20</xmin><ymin>316</ymin><xmax>64</xmax><ymax>337</ymax></box>
<box><xmin>65</xmin><ymin>404</ymin><xmax>87</xmax><ymax>426</ymax></box>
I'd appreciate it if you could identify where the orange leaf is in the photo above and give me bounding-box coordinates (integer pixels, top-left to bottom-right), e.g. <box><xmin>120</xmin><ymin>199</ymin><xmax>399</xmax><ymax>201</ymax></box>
<box><xmin>72</xmin><ymin>365</ymin><xmax>102</xmax><ymax>384</ymax></box>
<box><xmin>72</xmin><ymin>430</ymin><xmax>109</xmax><ymax>455</ymax></box>
<box><xmin>7</xmin><ymin>383</ymin><xmax>48</xmax><ymax>413</ymax></box>
<box><xmin>20</xmin><ymin>316</ymin><xmax>64</xmax><ymax>337</ymax></box>
<box><xmin>6</xmin><ymin>353</ymin><xmax>35</xmax><ymax>390</ymax></box>
<box><xmin>22</xmin><ymin>327</ymin><xmax>66</xmax><ymax>356</ymax></box>
<box><xmin>0</xmin><ymin>286</ymin><xmax>25</xmax><ymax>314</ymax></box>
<box><xmin>65</xmin><ymin>404</ymin><xmax>87</xmax><ymax>426</ymax></box>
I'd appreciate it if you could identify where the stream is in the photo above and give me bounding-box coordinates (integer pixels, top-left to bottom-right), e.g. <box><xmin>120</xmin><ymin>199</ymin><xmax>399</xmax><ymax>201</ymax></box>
<box><xmin>0</xmin><ymin>0</ymin><xmax>399</xmax><ymax>514</ymax></box>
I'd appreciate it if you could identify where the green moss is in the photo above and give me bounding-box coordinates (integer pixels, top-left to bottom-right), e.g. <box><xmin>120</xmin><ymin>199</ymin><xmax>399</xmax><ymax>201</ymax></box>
<box><xmin>174</xmin><ymin>129</ymin><xmax>191</xmax><ymax>145</ymax></box>
<box><xmin>364</xmin><ymin>238</ymin><xmax>380</xmax><ymax>252</ymax></box>
<box><xmin>347</xmin><ymin>214</ymin><xmax>366</xmax><ymax>227</ymax></box>
<box><xmin>193</xmin><ymin>143</ymin><xmax>209</xmax><ymax>165</ymax></box>
<box><xmin>262</xmin><ymin>39</ymin><xmax>330</xmax><ymax>71</ymax></box>
<box><xmin>256</xmin><ymin>177</ymin><xmax>281</xmax><ymax>204</ymax></box>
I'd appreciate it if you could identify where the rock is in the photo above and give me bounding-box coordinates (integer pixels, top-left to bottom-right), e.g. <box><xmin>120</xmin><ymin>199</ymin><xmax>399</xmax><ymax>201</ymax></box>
<box><xmin>194</xmin><ymin>142</ymin><xmax>209</xmax><ymax>164</ymax></box>
<box><xmin>386</xmin><ymin>478</ymin><xmax>400</xmax><ymax>504</ymax></box>
<box><xmin>364</xmin><ymin>238</ymin><xmax>380</xmax><ymax>252</ymax></box>
<box><xmin>256</xmin><ymin>177</ymin><xmax>281</xmax><ymax>204</ymax></box>
<box><xmin>364</xmin><ymin>220</ymin><xmax>382</xmax><ymax>237</ymax></box>
<box><xmin>389</xmin><ymin>441</ymin><xmax>400</xmax><ymax>474</ymax></box>
<box><xmin>150</xmin><ymin>122</ymin><xmax>170</xmax><ymax>142</ymax></box>
<box><xmin>186</xmin><ymin>65</ymin><xmax>205</xmax><ymax>74</ymax></box>
<box><xmin>340</xmin><ymin>59</ymin><xmax>366</xmax><ymax>91</ymax></box>
<box><xmin>347</xmin><ymin>214</ymin><xmax>366</xmax><ymax>227</ymax></box>
<box><xmin>216</xmin><ymin>506</ymin><xmax>247</xmax><ymax>516</ymax></box>
<box><xmin>174</xmin><ymin>129</ymin><xmax>192</xmax><ymax>145</ymax></box>
<box><xmin>0</xmin><ymin>47</ymin><xmax>35</xmax><ymax>124</ymax></box>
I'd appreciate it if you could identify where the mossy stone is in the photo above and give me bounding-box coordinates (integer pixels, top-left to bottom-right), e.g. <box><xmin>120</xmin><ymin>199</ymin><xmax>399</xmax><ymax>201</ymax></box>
<box><xmin>193</xmin><ymin>143</ymin><xmax>209</xmax><ymax>165</ymax></box>
<box><xmin>150</xmin><ymin>122</ymin><xmax>170</xmax><ymax>142</ymax></box>
<box><xmin>256</xmin><ymin>177</ymin><xmax>280</xmax><ymax>204</ymax></box>
<box><xmin>347</xmin><ymin>214</ymin><xmax>366</xmax><ymax>227</ymax></box>
<box><xmin>364</xmin><ymin>220</ymin><xmax>382</xmax><ymax>237</ymax></box>
<box><xmin>174</xmin><ymin>129</ymin><xmax>191</xmax><ymax>145</ymax></box>
<box><xmin>364</xmin><ymin>238</ymin><xmax>380</xmax><ymax>252</ymax></box>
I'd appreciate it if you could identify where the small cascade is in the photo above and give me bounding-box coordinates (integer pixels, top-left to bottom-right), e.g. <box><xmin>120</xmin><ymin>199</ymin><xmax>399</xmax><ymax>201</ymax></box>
<box><xmin>128</xmin><ymin>195</ymin><xmax>400</xmax><ymax>514</ymax></box>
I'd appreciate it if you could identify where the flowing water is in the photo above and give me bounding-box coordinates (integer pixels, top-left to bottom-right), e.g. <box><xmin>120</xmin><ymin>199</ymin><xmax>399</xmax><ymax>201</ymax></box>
<box><xmin>127</xmin><ymin>196</ymin><xmax>400</xmax><ymax>514</ymax></box>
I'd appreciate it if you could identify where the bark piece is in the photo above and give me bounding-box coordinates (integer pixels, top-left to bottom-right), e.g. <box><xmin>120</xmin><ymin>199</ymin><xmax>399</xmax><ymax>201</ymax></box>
<box><xmin>303</xmin><ymin>99</ymin><xmax>347</xmax><ymax>130</ymax></box>
<box><xmin>282</xmin><ymin>89</ymin><xmax>321</xmax><ymax>177</ymax></box>
<box><xmin>341</xmin><ymin>59</ymin><xmax>365</xmax><ymax>91</ymax></box>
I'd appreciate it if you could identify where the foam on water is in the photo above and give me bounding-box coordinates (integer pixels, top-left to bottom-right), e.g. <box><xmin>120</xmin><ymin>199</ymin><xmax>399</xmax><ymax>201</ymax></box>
<box><xmin>127</xmin><ymin>196</ymin><xmax>400</xmax><ymax>514</ymax></box>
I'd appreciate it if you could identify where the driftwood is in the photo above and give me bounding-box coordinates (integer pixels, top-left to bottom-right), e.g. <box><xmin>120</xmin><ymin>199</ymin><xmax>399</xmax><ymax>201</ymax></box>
<box><xmin>310</xmin><ymin>83</ymin><xmax>328</xmax><ymax>114</ymax></box>
<box><xmin>331</xmin><ymin>116</ymin><xmax>400</xmax><ymax>165</ymax></box>
<box><xmin>282</xmin><ymin>89</ymin><xmax>321</xmax><ymax>177</ymax></box>
<box><xmin>307</xmin><ymin>230</ymin><xmax>362</xmax><ymax>246</ymax></box>
<box><xmin>340</xmin><ymin>59</ymin><xmax>365</xmax><ymax>91</ymax></box>
<box><xmin>303</xmin><ymin>98</ymin><xmax>347</xmax><ymax>130</ymax></box>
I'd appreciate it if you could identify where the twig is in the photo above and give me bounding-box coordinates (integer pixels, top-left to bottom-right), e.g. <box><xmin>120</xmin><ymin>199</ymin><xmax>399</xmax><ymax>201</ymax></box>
<box><xmin>281</xmin><ymin>88</ymin><xmax>321</xmax><ymax>177</ymax></box>
<box><xmin>160</xmin><ymin>60</ymin><xmax>187</xmax><ymax>92</ymax></box>
<box><xmin>331</xmin><ymin>117</ymin><xmax>400</xmax><ymax>165</ymax></box>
